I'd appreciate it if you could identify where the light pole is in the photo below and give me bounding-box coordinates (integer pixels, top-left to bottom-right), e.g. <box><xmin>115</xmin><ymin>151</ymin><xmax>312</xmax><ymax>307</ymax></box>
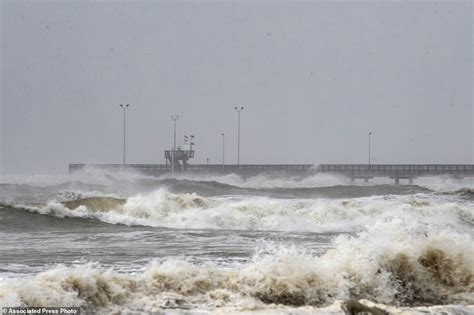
<box><xmin>119</xmin><ymin>104</ymin><xmax>130</xmax><ymax>164</ymax></box>
<box><xmin>368</xmin><ymin>132</ymin><xmax>373</xmax><ymax>168</ymax></box>
<box><xmin>221</xmin><ymin>133</ymin><xmax>225</xmax><ymax>170</ymax></box>
<box><xmin>171</xmin><ymin>115</ymin><xmax>179</xmax><ymax>175</ymax></box>
<box><xmin>234</xmin><ymin>106</ymin><xmax>244</xmax><ymax>165</ymax></box>
<box><xmin>189</xmin><ymin>135</ymin><xmax>195</xmax><ymax>151</ymax></box>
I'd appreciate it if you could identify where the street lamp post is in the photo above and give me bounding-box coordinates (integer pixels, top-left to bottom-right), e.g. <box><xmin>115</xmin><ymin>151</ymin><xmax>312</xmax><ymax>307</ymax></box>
<box><xmin>119</xmin><ymin>104</ymin><xmax>130</xmax><ymax>164</ymax></box>
<box><xmin>221</xmin><ymin>133</ymin><xmax>225</xmax><ymax>171</ymax></box>
<box><xmin>234</xmin><ymin>106</ymin><xmax>244</xmax><ymax>165</ymax></box>
<box><xmin>368</xmin><ymin>132</ymin><xmax>373</xmax><ymax>168</ymax></box>
<box><xmin>171</xmin><ymin>115</ymin><xmax>179</xmax><ymax>175</ymax></box>
<box><xmin>189</xmin><ymin>135</ymin><xmax>195</xmax><ymax>151</ymax></box>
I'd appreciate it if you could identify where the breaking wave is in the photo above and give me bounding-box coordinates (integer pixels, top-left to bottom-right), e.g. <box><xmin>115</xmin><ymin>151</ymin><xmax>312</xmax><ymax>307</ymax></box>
<box><xmin>2</xmin><ymin>189</ymin><xmax>473</xmax><ymax>233</ymax></box>
<box><xmin>161</xmin><ymin>172</ymin><xmax>349</xmax><ymax>189</ymax></box>
<box><xmin>1</xmin><ymin>222</ymin><xmax>472</xmax><ymax>313</ymax></box>
<box><xmin>0</xmin><ymin>178</ymin><xmax>433</xmax><ymax>203</ymax></box>
<box><xmin>161</xmin><ymin>172</ymin><xmax>474</xmax><ymax>191</ymax></box>
<box><xmin>453</xmin><ymin>188</ymin><xmax>474</xmax><ymax>199</ymax></box>
<box><xmin>1</xmin><ymin>165</ymin><xmax>472</xmax><ymax>195</ymax></box>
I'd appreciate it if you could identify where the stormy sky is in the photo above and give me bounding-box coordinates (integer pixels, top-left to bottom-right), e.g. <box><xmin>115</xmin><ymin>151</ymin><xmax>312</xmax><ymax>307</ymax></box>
<box><xmin>1</xmin><ymin>0</ymin><xmax>472</xmax><ymax>174</ymax></box>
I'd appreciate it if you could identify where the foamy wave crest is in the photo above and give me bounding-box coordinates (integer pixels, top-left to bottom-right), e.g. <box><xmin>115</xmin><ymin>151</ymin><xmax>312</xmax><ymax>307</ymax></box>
<box><xmin>0</xmin><ymin>166</ymin><xmax>153</xmax><ymax>187</ymax></box>
<box><xmin>1</xmin><ymin>223</ymin><xmax>472</xmax><ymax>312</ymax></box>
<box><xmin>5</xmin><ymin>190</ymin><xmax>473</xmax><ymax>232</ymax></box>
<box><xmin>453</xmin><ymin>188</ymin><xmax>474</xmax><ymax>198</ymax></box>
<box><xmin>3</xmin><ymin>166</ymin><xmax>473</xmax><ymax>194</ymax></box>
<box><xmin>415</xmin><ymin>176</ymin><xmax>474</xmax><ymax>192</ymax></box>
<box><xmin>163</xmin><ymin>173</ymin><xmax>474</xmax><ymax>191</ymax></box>
<box><xmin>160</xmin><ymin>172</ymin><xmax>350</xmax><ymax>189</ymax></box>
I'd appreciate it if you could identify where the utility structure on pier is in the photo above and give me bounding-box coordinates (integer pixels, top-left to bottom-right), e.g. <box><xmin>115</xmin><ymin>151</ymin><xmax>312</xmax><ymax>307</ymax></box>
<box><xmin>234</xmin><ymin>106</ymin><xmax>244</xmax><ymax>165</ymax></box>
<box><xmin>119</xmin><ymin>104</ymin><xmax>130</xmax><ymax>164</ymax></box>
<box><xmin>165</xmin><ymin>134</ymin><xmax>195</xmax><ymax>172</ymax></box>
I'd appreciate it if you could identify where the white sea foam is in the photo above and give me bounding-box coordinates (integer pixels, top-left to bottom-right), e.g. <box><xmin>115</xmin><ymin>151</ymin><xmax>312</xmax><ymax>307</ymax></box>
<box><xmin>162</xmin><ymin>172</ymin><xmax>474</xmax><ymax>191</ymax></box>
<box><xmin>415</xmin><ymin>175</ymin><xmax>474</xmax><ymax>192</ymax></box>
<box><xmin>2</xmin><ymin>166</ymin><xmax>472</xmax><ymax>194</ymax></box>
<box><xmin>10</xmin><ymin>189</ymin><xmax>473</xmax><ymax>233</ymax></box>
<box><xmin>160</xmin><ymin>172</ymin><xmax>351</xmax><ymax>189</ymax></box>
<box><xmin>0</xmin><ymin>166</ymin><xmax>151</xmax><ymax>187</ymax></box>
<box><xmin>1</xmin><ymin>223</ymin><xmax>472</xmax><ymax>313</ymax></box>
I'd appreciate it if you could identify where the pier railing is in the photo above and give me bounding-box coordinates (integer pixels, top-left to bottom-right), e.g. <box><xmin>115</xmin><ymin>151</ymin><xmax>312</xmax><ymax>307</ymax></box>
<box><xmin>69</xmin><ymin>163</ymin><xmax>473</xmax><ymax>184</ymax></box>
<box><xmin>316</xmin><ymin>164</ymin><xmax>474</xmax><ymax>183</ymax></box>
<box><xmin>317</xmin><ymin>164</ymin><xmax>474</xmax><ymax>172</ymax></box>
<box><xmin>68</xmin><ymin>163</ymin><xmax>314</xmax><ymax>174</ymax></box>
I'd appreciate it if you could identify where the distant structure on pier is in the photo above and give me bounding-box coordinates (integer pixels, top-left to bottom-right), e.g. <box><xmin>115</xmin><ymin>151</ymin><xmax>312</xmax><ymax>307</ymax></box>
<box><xmin>165</xmin><ymin>135</ymin><xmax>195</xmax><ymax>171</ymax></box>
<box><xmin>164</xmin><ymin>148</ymin><xmax>194</xmax><ymax>171</ymax></box>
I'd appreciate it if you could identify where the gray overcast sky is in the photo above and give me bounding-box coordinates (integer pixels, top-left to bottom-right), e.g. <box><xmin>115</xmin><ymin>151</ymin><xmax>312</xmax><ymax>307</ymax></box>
<box><xmin>1</xmin><ymin>0</ymin><xmax>472</xmax><ymax>174</ymax></box>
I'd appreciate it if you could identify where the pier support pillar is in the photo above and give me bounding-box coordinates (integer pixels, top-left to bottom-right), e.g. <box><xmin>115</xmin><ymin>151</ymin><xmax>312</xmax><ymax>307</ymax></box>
<box><xmin>409</xmin><ymin>178</ymin><xmax>413</xmax><ymax>185</ymax></box>
<box><xmin>351</xmin><ymin>177</ymin><xmax>355</xmax><ymax>183</ymax></box>
<box><xmin>364</xmin><ymin>178</ymin><xmax>369</xmax><ymax>183</ymax></box>
<box><xmin>394</xmin><ymin>178</ymin><xmax>400</xmax><ymax>185</ymax></box>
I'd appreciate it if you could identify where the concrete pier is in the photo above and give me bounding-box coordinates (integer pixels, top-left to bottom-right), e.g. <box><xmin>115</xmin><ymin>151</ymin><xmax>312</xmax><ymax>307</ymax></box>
<box><xmin>69</xmin><ymin>163</ymin><xmax>313</xmax><ymax>177</ymax></box>
<box><xmin>69</xmin><ymin>163</ymin><xmax>474</xmax><ymax>184</ymax></box>
<box><xmin>318</xmin><ymin>164</ymin><xmax>474</xmax><ymax>184</ymax></box>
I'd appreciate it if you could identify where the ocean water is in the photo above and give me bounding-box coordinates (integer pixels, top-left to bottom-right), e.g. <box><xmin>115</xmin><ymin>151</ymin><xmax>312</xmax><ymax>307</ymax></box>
<box><xmin>0</xmin><ymin>168</ymin><xmax>473</xmax><ymax>314</ymax></box>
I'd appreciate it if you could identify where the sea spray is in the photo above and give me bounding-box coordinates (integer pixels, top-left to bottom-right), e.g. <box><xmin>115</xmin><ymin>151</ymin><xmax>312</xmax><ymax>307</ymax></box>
<box><xmin>1</xmin><ymin>223</ymin><xmax>472</xmax><ymax>313</ymax></box>
<box><xmin>3</xmin><ymin>190</ymin><xmax>472</xmax><ymax>233</ymax></box>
